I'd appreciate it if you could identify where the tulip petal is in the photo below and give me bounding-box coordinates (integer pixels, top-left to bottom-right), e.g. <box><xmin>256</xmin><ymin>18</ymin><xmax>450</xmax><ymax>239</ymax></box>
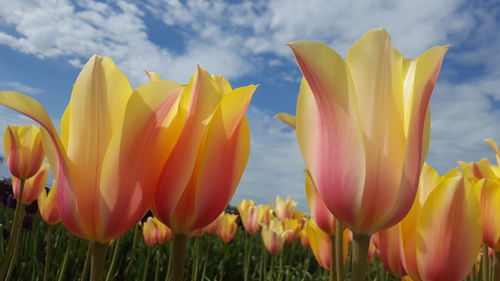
<box><xmin>478</xmin><ymin>179</ymin><xmax>500</xmax><ymax>250</ymax></box>
<box><xmin>416</xmin><ymin>176</ymin><xmax>482</xmax><ymax>281</ymax></box>
<box><xmin>485</xmin><ymin>139</ymin><xmax>500</xmax><ymax>166</ymax></box>
<box><xmin>289</xmin><ymin>40</ymin><xmax>366</xmax><ymax>232</ymax></box>
<box><xmin>345</xmin><ymin>29</ymin><xmax>407</xmax><ymax>233</ymax></box>
<box><xmin>387</xmin><ymin>45</ymin><xmax>450</xmax><ymax>228</ymax></box>
<box><xmin>305</xmin><ymin>169</ymin><xmax>336</xmax><ymax>234</ymax></box>
<box><xmin>274</xmin><ymin>113</ymin><xmax>296</xmax><ymax>129</ymax></box>
<box><xmin>378</xmin><ymin>224</ymin><xmax>407</xmax><ymax>277</ymax></box>
<box><xmin>306</xmin><ymin>219</ymin><xmax>331</xmax><ymax>269</ymax></box>
<box><xmin>154</xmin><ymin>66</ymin><xmax>224</xmax><ymax>231</ymax></box>
<box><xmin>98</xmin><ymin>80</ymin><xmax>182</xmax><ymax>240</ymax></box>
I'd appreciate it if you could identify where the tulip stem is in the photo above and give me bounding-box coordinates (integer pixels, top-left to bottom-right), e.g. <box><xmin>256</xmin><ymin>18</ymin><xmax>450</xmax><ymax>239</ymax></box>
<box><xmin>57</xmin><ymin>235</ymin><xmax>73</xmax><ymax>281</ymax></box>
<box><xmin>351</xmin><ymin>234</ymin><xmax>371</xmax><ymax>281</ymax></box>
<box><xmin>201</xmin><ymin>238</ymin><xmax>210</xmax><ymax>281</ymax></box>
<box><xmin>170</xmin><ymin>234</ymin><xmax>188</xmax><ymax>281</ymax></box>
<box><xmin>301</xmin><ymin>248</ymin><xmax>310</xmax><ymax>281</ymax></box>
<box><xmin>81</xmin><ymin>244</ymin><xmax>91</xmax><ymax>281</ymax></box>
<box><xmin>335</xmin><ymin>222</ymin><xmax>344</xmax><ymax>281</ymax></box>
<box><xmin>191</xmin><ymin>236</ymin><xmax>200</xmax><ymax>281</ymax></box>
<box><xmin>3</xmin><ymin>178</ymin><xmax>26</xmax><ymax>281</ymax></box>
<box><xmin>154</xmin><ymin>246</ymin><xmax>161</xmax><ymax>281</ymax></box>
<box><xmin>143</xmin><ymin>246</ymin><xmax>151</xmax><ymax>281</ymax></box>
<box><xmin>165</xmin><ymin>242</ymin><xmax>173</xmax><ymax>281</ymax></box>
<box><xmin>484</xmin><ymin>244</ymin><xmax>491</xmax><ymax>281</ymax></box>
<box><xmin>329</xmin><ymin>234</ymin><xmax>337</xmax><ymax>281</ymax></box>
<box><xmin>43</xmin><ymin>224</ymin><xmax>54</xmax><ymax>281</ymax></box>
<box><xmin>90</xmin><ymin>242</ymin><xmax>108</xmax><ymax>281</ymax></box>
<box><xmin>105</xmin><ymin>236</ymin><xmax>121</xmax><ymax>281</ymax></box>
<box><xmin>494</xmin><ymin>251</ymin><xmax>500</xmax><ymax>281</ymax></box>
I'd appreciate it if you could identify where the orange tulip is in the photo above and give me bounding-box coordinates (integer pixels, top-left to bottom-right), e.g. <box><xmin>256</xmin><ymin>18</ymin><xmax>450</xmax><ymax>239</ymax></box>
<box><xmin>281</xmin><ymin>28</ymin><xmax>449</xmax><ymax>235</ymax></box>
<box><xmin>305</xmin><ymin>169</ymin><xmax>336</xmax><ymax>235</ymax></box>
<box><xmin>4</xmin><ymin>125</ymin><xmax>44</xmax><ymax>180</ymax></box>
<box><xmin>274</xmin><ymin>196</ymin><xmax>297</xmax><ymax>220</ymax></box>
<box><xmin>38</xmin><ymin>182</ymin><xmax>60</xmax><ymax>225</ymax></box>
<box><xmin>0</xmin><ymin>56</ymin><xmax>183</xmax><ymax>242</ymax></box>
<box><xmin>204</xmin><ymin>213</ymin><xmax>223</xmax><ymax>234</ymax></box>
<box><xmin>142</xmin><ymin>217</ymin><xmax>173</xmax><ymax>247</ymax></box>
<box><xmin>12</xmin><ymin>163</ymin><xmax>48</xmax><ymax>204</ymax></box>
<box><xmin>216</xmin><ymin>213</ymin><xmax>238</xmax><ymax>243</ymax></box>
<box><xmin>261</xmin><ymin>220</ymin><xmax>290</xmax><ymax>255</ymax></box>
<box><xmin>152</xmin><ymin>68</ymin><xmax>256</xmax><ymax>234</ymax></box>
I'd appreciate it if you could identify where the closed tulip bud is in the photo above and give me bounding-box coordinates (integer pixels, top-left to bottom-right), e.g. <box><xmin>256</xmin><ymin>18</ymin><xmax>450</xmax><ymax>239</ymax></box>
<box><xmin>283</xmin><ymin>218</ymin><xmax>301</xmax><ymax>243</ymax></box>
<box><xmin>261</xmin><ymin>220</ymin><xmax>290</xmax><ymax>255</ymax></box>
<box><xmin>38</xmin><ymin>183</ymin><xmax>60</xmax><ymax>225</ymax></box>
<box><xmin>4</xmin><ymin>125</ymin><xmax>44</xmax><ymax>180</ymax></box>
<box><xmin>274</xmin><ymin>196</ymin><xmax>297</xmax><ymax>220</ymax></box>
<box><xmin>142</xmin><ymin>217</ymin><xmax>173</xmax><ymax>247</ymax></box>
<box><xmin>216</xmin><ymin>213</ymin><xmax>238</xmax><ymax>243</ymax></box>
<box><xmin>13</xmin><ymin>163</ymin><xmax>48</xmax><ymax>204</ymax></box>
<box><xmin>299</xmin><ymin>224</ymin><xmax>309</xmax><ymax>248</ymax></box>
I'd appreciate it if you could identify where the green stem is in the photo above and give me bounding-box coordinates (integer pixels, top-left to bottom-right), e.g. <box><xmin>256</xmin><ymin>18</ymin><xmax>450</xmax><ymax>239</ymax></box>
<box><xmin>3</xmin><ymin>179</ymin><xmax>26</xmax><ymax>281</ymax></box>
<box><xmin>301</xmin><ymin>248</ymin><xmax>311</xmax><ymax>281</ymax></box>
<box><xmin>329</xmin><ymin>234</ymin><xmax>337</xmax><ymax>281</ymax></box>
<box><xmin>143</xmin><ymin>246</ymin><xmax>152</xmax><ymax>281</ymax></box>
<box><xmin>165</xmin><ymin>242</ymin><xmax>173</xmax><ymax>281</ymax></box>
<box><xmin>260</xmin><ymin>243</ymin><xmax>265</xmax><ymax>281</ymax></box>
<box><xmin>243</xmin><ymin>232</ymin><xmax>250</xmax><ymax>281</ymax></box>
<box><xmin>90</xmin><ymin>242</ymin><xmax>108</xmax><ymax>281</ymax></box>
<box><xmin>43</xmin><ymin>224</ymin><xmax>54</xmax><ymax>281</ymax></box>
<box><xmin>219</xmin><ymin>243</ymin><xmax>229</xmax><ymax>281</ymax></box>
<box><xmin>201</xmin><ymin>239</ymin><xmax>210</xmax><ymax>281</ymax></box>
<box><xmin>125</xmin><ymin>224</ymin><xmax>139</xmax><ymax>276</ymax></box>
<box><xmin>278</xmin><ymin>250</ymin><xmax>284</xmax><ymax>281</ymax></box>
<box><xmin>57</xmin><ymin>235</ymin><xmax>73</xmax><ymax>281</ymax></box>
<box><xmin>335</xmin><ymin>222</ymin><xmax>344</xmax><ymax>281</ymax></box>
<box><xmin>494</xmin><ymin>251</ymin><xmax>500</xmax><ymax>281</ymax></box>
<box><xmin>81</xmin><ymin>244</ymin><xmax>91</xmax><ymax>281</ymax></box>
<box><xmin>105</xmin><ymin>237</ymin><xmax>121</xmax><ymax>281</ymax></box>
<box><xmin>351</xmin><ymin>234</ymin><xmax>371</xmax><ymax>281</ymax></box>
<box><xmin>191</xmin><ymin>237</ymin><xmax>200</xmax><ymax>281</ymax></box>
<box><xmin>170</xmin><ymin>234</ymin><xmax>188</xmax><ymax>281</ymax></box>
<box><xmin>269</xmin><ymin>254</ymin><xmax>275</xmax><ymax>281</ymax></box>
<box><xmin>154</xmin><ymin>246</ymin><xmax>161</xmax><ymax>281</ymax></box>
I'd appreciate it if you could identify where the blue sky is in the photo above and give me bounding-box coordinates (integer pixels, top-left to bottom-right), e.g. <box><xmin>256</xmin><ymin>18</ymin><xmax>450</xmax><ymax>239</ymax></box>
<box><xmin>0</xmin><ymin>0</ymin><xmax>499</xmax><ymax>210</ymax></box>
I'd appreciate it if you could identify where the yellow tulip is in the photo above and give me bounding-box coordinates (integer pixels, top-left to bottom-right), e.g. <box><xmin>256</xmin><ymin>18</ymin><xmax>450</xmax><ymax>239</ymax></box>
<box><xmin>38</xmin><ymin>182</ymin><xmax>60</xmax><ymax>225</ymax></box>
<box><xmin>216</xmin><ymin>213</ymin><xmax>238</xmax><ymax>243</ymax></box>
<box><xmin>274</xmin><ymin>196</ymin><xmax>297</xmax><ymax>220</ymax></box>
<box><xmin>12</xmin><ymin>163</ymin><xmax>48</xmax><ymax>204</ymax></box>
<box><xmin>4</xmin><ymin>125</ymin><xmax>44</xmax><ymax>180</ymax></box>
<box><xmin>142</xmin><ymin>217</ymin><xmax>173</xmax><ymax>247</ymax></box>
<box><xmin>261</xmin><ymin>220</ymin><xmax>290</xmax><ymax>255</ymax></box>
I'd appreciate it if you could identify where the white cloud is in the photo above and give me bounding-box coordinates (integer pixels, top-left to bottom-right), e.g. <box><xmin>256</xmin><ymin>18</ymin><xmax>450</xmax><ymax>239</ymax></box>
<box><xmin>0</xmin><ymin>81</ymin><xmax>43</xmax><ymax>95</ymax></box>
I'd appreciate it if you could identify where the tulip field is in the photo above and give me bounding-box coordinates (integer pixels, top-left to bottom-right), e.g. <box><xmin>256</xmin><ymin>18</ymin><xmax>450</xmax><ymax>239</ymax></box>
<box><xmin>0</xmin><ymin>27</ymin><xmax>498</xmax><ymax>281</ymax></box>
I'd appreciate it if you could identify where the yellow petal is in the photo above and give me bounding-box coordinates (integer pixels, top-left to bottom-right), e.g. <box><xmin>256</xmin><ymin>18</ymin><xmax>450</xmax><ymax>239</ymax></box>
<box><xmin>417</xmin><ymin>176</ymin><xmax>482</xmax><ymax>281</ymax></box>
<box><xmin>145</xmin><ymin>70</ymin><xmax>162</xmax><ymax>81</ymax></box>
<box><xmin>274</xmin><ymin>113</ymin><xmax>296</xmax><ymax>129</ymax></box>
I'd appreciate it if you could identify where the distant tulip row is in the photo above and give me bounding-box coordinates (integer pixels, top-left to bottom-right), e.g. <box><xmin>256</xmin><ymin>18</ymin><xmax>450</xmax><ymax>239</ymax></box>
<box><xmin>2</xmin><ymin>27</ymin><xmax>488</xmax><ymax>281</ymax></box>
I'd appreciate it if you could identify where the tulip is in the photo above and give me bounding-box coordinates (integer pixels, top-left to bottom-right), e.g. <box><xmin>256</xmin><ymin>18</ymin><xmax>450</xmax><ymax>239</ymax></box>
<box><xmin>12</xmin><ymin>163</ymin><xmax>48</xmax><ymax>204</ymax></box>
<box><xmin>274</xmin><ymin>196</ymin><xmax>297</xmax><ymax>220</ymax></box>
<box><xmin>305</xmin><ymin>219</ymin><xmax>331</xmax><ymax>270</ymax></box>
<box><xmin>149</xmin><ymin>68</ymin><xmax>255</xmax><ymax>281</ymax></box>
<box><xmin>238</xmin><ymin>200</ymin><xmax>264</xmax><ymax>234</ymax></box>
<box><xmin>305</xmin><ymin>169</ymin><xmax>335</xmax><ymax>234</ymax></box>
<box><xmin>217</xmin><ymin>213</ymin><xmax>238</xmax><ymax>243</ymax></box>
<box><xmin>261</xmin><ymin>220</ymin><xmax>290</xmax><ymax>255</ymax></box>
<box><xmin>3</xmin><ymin>125</ymin><xmax>44</xmax><ymax>180</ymax></box>
<box><xmin>283</xmin><ymin>218</ymin><xmax>301</xmax><ymax>243</ymax></box>
<box><xmin>204</xmin><ymin>213</ymin><xmax>222</xmax><ymax>234</ymax></box>
<box><xmin>38</xmin><ymin>183</ymin><xmax>60</xmax><ymax>225</ymax></box>
<box><xmin>299</xmin><ymin>224</ymin><xmax>310</xmax><ymax>248</ymax></box>
<box><xmin>378</xmin><ymin>224</ymin><xmax>407</xmax><ymax>277</ymax></box>
<box><xmin>415</xmin><ymin>174</ymin><xmax>482</xmax><ymax>281</ymax></box>
<box><xmin>142</xmin><ymin>217</ymin><xmax>173</xmax><ymax>247</ymax></box>
<box><xmin>281</xmin><ymin>28</ymin><xmax>449</xmax><ymax>280</ymax></box>
<box><xmin>0</xmin><ymin>55</ymin><xmax>184</xmax><ymax>280</ymax></box>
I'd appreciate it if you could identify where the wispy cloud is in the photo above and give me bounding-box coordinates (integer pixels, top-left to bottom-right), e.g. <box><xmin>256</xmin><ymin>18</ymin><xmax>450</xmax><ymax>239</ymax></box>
<box><xmin>0</xmin><ymin>81</ymin><xmax>43</xmax><ymax>96</ymax></box>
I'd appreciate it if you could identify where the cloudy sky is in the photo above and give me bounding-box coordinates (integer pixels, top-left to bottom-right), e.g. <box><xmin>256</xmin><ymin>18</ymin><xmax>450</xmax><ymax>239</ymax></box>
<box><xmin>0</xmin><ymin>0</ymin><xmax>499</xmax><ymax>210</ymax></box>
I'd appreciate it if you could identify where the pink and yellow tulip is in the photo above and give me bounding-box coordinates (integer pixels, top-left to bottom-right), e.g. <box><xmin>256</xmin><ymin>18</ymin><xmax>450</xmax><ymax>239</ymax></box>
<box><xmin>305</xmin><ymin>169</ymin><xmax>336</xmax><ymax>235</ymax></box>
<box><xmin>274</xmin><ymin>196</ymin><xmax>297</xmax><ymax>220</ymax></box>
<box><xmin>12</xmin><ymin>163</ymin><xmax>48</xmax><ymax>204</ymax></box>
<box><xmin>152</xmin><ymin>68</ymin><xmax>256</xmax><ymax>234</ymax></box>
<box><xmin>0</xmin><ymin>56</ymin><xmax>183</xmax><ymax>243</ymax></box>
<box><xmin>4</xmin><ymin>125</ymin><xmax>44</xmax><ymax>180</ymax></box>
<box><xmin>282</xmin><ymin>28</ymin><xmax>449</xmax><ymax>235</ymax></box>
<box><xmin>238</xmin><ymin>200</ymin><xmax>265</xmax><ymax>234</ymax></box>
<box><xmin>261</xmin><ymin>220</ymin><xmax>290</xmax><ymax>255</ymax></box>
<box><xmin>142</xmin><ymin>217</ymin><xmax>173</xmax><ymax>247</ymax></box>
<box><xmin>38</xmin><ymin>182</ymin><xmax>60</xmax><ymax>225</ymax></box>
<box><xmin>216</xmin><ymin>213</ymin><xmax>238</xmax><ymax>243</ymax></box>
